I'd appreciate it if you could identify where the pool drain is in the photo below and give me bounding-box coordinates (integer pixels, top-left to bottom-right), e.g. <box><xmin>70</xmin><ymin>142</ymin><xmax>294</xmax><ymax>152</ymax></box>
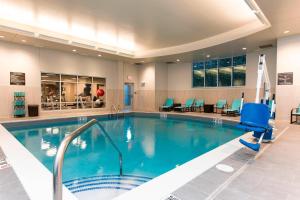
<box><xmin>215</xmin><ymin>164</ymin><xmax>234</xmax><ymax>173</ymax></box>
<box><xmin>166</xmin><ymin>195</ymin><xmax>181</xmax><ymax>200</ymax></box>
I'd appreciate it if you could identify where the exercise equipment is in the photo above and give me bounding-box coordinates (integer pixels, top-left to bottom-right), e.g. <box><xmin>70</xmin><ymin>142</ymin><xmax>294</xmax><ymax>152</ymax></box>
<box><xmin>96</xmin><ymin>89</ymin><xmax>105</xmax><ymax>97</ymax></box>
<box><xmin>238</xmin><ymin>54</ymin><xmax>275</xmax><ymax>151</ymax></box>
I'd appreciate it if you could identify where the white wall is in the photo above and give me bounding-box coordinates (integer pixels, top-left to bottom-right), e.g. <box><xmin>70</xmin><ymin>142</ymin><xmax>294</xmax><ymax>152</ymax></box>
<box><xmin>0</xmin><ymin>41</ymin><xmax>40</xmax><ymax>87</ymax></box>
<box><xmin>246</xmin><ymin>48</ymin><xmax>277</xmax><ymax>89</ymax></box>
<box><xmin>136</xmin><ymin>63</ymin><xmax>156</xmax><ymax>111</ymax></box>
<box><xmin>39</xmin><ymin>49</ymin><xmax>119</xmax><ymax>89</ymax></box>
<box><xmin>276</xmin><ymin>35</ymin><xmax>300</xmax><ymax>120</ymax></box>
<box><xmin>155</xmin><ymin>63</ymin><xmax>168</xmax><ymax>91</ymax></box>
<box><xmin>167</xmin><ymin>62</ymin><xmax>192</xmax><ymax>91</ymax></box>
<box><xmin>0</xmin><ymin>40</ymin><xmax>120</xmax><ymax>117</ymax></box>
<box><xmin>138</xmin><ymin>63</ymin><xmax>155</xmax><ymax>90</ymax></box>
<box><xmin>155</xmin><ymin>63</ymin><xmax>168</xmax><ymax>109</ymax></box>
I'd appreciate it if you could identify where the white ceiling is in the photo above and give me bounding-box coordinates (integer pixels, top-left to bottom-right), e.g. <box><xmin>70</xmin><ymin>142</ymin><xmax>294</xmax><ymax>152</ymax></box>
<box><xmin>145</xmin><ymin>0</ymin><xmax>300</xmax><ymax>63</ymax></box>
<box><xmin>0</xmin><ymin>0</ymin><xmax>266</xmax><ymax>57</ymax></box>
<box><xmin>0</xmin><ymin>0</ymin><xmax>299</xmax><ymax>61</ymax></box>
<box><xmin>49</xmin><ymin>0</ymin><xmax>257</xmax><ymax>49</ymax></box>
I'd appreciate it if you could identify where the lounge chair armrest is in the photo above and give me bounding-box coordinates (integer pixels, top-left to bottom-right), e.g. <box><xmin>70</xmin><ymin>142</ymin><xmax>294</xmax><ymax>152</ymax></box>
<box><xmin>291</xmin><ymin>107</ymin><xmax>300</xmax><ymax>114</ymax></box>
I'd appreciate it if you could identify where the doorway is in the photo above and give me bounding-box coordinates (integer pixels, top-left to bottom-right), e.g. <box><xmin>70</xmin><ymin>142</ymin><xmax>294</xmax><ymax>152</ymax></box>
<box><xmin>124</xmin><ymin>83</ymin><xmax>134</xmax><ymax>111</ymax></box>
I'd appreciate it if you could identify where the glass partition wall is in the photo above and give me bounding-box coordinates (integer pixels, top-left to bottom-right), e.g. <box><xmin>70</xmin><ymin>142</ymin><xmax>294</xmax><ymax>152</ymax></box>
<box><xmin>218</xmin><ymin>58</ymin><xmax>232</xmax><ymax>87</ymax></box>
<box><xmin>41</xmin><ymin>73</ymin><xmax>60</xmax><ymax>110</ymax></box>
<box><xmin>41</xmin><ymin>73</ymin><xmax>106</xmax><ymax>110</ymax></box>
<box><xmin>61</xmin><ymin>75</ymin><xmax>77</xmax><ymax>110</ymax></box>
<box><xmin>205</xmin><ymin>60</ymin><xmax>218</xmax><ymax>87</ymax></box>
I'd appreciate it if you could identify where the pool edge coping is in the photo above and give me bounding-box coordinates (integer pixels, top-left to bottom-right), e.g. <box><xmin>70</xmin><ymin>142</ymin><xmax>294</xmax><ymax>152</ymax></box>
<box><xmin>0</xmin><ymin>124</ymin><xmax>78</xmax><ymax>200</ymax></box>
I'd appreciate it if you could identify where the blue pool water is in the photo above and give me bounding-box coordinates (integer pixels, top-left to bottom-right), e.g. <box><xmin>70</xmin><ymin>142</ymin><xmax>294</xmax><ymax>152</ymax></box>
<box><xmin>5</xmin><ymin>115</ymin><xmax>244</xmax><ymax>183</ymax></box>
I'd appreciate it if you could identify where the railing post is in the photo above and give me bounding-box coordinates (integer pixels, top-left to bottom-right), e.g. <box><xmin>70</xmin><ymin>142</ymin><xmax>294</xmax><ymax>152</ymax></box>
<box><xmin>119</xmin><ymin>154</ymin><xmax>123</xmax><ymax>175</ymax></box>
<box><xmin>53</xmin><ymin>119</ymin><xmax>123</xmax><ymax>200</ymax></box>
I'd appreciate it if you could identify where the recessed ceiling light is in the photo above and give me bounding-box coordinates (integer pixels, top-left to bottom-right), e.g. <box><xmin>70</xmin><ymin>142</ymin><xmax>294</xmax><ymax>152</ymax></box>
<box><xmin>21</xmin><ymin>39</ymin><xmax>26</xmax><ymax>42</ymax></box>
<box><xmin>206</xmin><ymin>54</ymin><xmax>210</xmax><ymax>58</ymax></box>
<box><xmin>72</xmin><ymin>49</ymin><xmax>76</xmax><ymax>52</ymax></box>
<box><xmin>141</xmin><ymin>61</ymin><xmax>145</xmax><ymax>63</ymax></box>
<box><xmin>283</xmin><ymin>30</ymin><xmax>290</xmax><ymax>34</ymax></box>
<box><xmin>0</xmin><ymin>35</ymin><xmax>4</xmax><ymax>38</ymax></box>
<box><xmin>176</xmin><ymin>59</ymin><xmax>180</xmax><ymax>62</ymax></box>
<box><xmin>98</xmin><ymin>54</ymin><xmax>102</xmax><ymax>57</ymax></box>
<box><xmin>242</xmin><ymin>47</ymin><xmax>247</xmax><ymax>50</ymax></box>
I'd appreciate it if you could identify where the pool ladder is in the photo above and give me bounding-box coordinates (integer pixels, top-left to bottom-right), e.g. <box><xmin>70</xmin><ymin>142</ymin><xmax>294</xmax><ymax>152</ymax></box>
<box><xmin>53</xmin><ymin>119</ymin><xmax>123</xmax><ymax>200</ymax></box>
<box><xmin>110</xmin><ymin>104</ymin><xmax>123</xmax><ymax>119</ymax></box>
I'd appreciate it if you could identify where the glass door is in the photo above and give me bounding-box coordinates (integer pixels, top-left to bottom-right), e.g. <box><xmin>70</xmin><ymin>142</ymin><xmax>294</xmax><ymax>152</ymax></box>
<box><xmin>124</xmin><ymin>83</ymin><xmax>134</xmax><ymax>111</ymax></box>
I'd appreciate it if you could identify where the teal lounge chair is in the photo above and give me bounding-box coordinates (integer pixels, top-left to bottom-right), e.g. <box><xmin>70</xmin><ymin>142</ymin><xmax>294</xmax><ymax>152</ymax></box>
<box><xmin>222</xmin><ymin>99</ymin><xmax>242</xmax><ymax>116</ymax></box>
<box><xmin>193</xmin><ymin>99</ymin><xmax>204</xmax><ymax>112</ymax></box>
<box><xmin>160</xmin><ymin>98</ymin><xmax>174</xmax><ymax>111</ymax></box>
<box><xmin>290</xmin><ymin>104</ymin><xmax>300</xmax><ymax>124</ymax></box>
<box><xmin>174</xmin><ymin>98</ymin><xmax>195</xmax><ymax>112</ymax></box>
<box><xmin>215</xmin><ymin>99</ymin><xmax>227</xmax><ymax>113</ymax></box>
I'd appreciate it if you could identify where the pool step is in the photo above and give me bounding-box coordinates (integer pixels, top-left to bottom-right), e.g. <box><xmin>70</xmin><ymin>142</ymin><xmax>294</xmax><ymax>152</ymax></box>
<box><xmin>64</xmin><ymin>175</ymin><xmax>152</xmax><ymax>194</ymax></box>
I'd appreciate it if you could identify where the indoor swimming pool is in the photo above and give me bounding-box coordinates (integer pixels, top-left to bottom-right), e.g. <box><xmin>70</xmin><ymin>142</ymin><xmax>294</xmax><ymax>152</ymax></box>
<box><xmin>2</xmin><ymin>114</ymin><xmax>244</xmax><ymax>198</ymax></box>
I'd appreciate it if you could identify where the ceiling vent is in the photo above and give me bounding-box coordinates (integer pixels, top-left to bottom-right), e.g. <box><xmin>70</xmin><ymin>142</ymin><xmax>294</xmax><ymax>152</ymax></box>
<box><xmin>98</xmin><ymin>48</ymin><xmax>117</xmax><ymax>54</ymax></box>
<box><xmin>39</xmin><ymin>34</ymin><xmax>69</xmax><ymax>44</ymax></box>
<box><xmin>0</xmin><ymin>25</ymin><xmax>34</xmax><ymax>37</ymax></box>
<box><xmin>259</xmin><ymin>44</ymin><xmax>273</xmax><ymax>49</ymax></box>
<box><xmin>72</xmin><ymin>41</ymin><xmax>95</xmax><ymax>49</ymax></box>
<box><xmin>166</xmin><ymin>61</ymin><xmax>175</xmax><ymax>64</ymax></box>
<box><xmin>118</xmin><ymin>52</ymin><xmax>134</xmax><ymax>58</ymax></box>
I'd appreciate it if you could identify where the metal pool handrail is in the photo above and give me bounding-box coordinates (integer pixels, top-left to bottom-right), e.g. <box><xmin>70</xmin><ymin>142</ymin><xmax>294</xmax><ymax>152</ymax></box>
<box><xmin>53</xmin><ymin>119</ymin><xmax>123</xmax><ymax>200</ymax></box>
<box><xmin>111</xmin><ymin>104</ymin><xmax>120</xmax><ymax>114</ymax></box>
<box><xmin>110</xmin><ymin>104</ymin><xmax>121</xmax><ymax>119</ymax></box>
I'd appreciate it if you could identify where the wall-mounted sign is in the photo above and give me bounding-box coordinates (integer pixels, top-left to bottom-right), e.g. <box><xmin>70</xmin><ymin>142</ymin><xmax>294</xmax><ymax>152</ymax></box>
<box><xmin>10</xmin><ymin>72</ymin><xmax>25</xmax><ymax>85</ymax></box>
<box><xmin>278</xmin><ymin>72</ymin><xmax>293</xmax><ymax>85</ymax></box>
<box><xmin>127</xmin><ymin>75</ymin><xmax>133</xmax><ymax>81</ymax></box>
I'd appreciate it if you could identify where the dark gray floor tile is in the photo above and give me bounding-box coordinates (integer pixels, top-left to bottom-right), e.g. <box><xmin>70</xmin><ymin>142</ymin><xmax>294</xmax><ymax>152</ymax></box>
<box><xmin>173</xmin><ymin>184</ymin><xmax>208</xmax><ymax>200</ymax></box>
